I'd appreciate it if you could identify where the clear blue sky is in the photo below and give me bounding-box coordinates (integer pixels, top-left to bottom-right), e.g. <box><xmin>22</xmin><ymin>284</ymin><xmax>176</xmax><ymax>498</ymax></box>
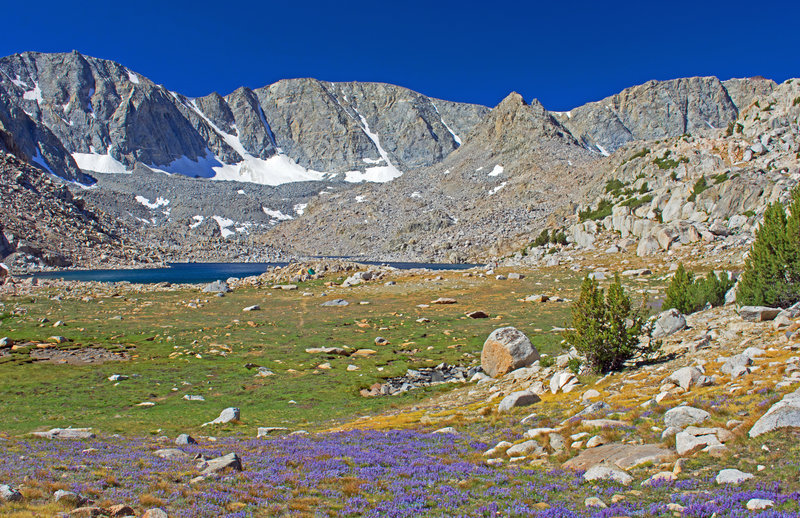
<box><xmin>2</xmin><ymin>0</ymin><xmax>798</xmax><ymax>110</ymax></box>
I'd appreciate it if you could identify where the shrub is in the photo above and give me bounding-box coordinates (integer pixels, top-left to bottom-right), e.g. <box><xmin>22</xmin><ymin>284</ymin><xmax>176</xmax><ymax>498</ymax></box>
<box><xmin>653</xmin><ymin>150</ymin><xmax>689</xmax><ymax>170</ymax></box>
<box><xmin>687</xmin><ymin>176</ymin><xmax>709</xmax><ymax>202</ymax></box>
<box><xmin>604</xmin><ymin>179</ymin><xmax>626</xmax><ymax>195</ymax></box>
<box><xmin>532</xmin><ymin>229</ymin><xmax>550</xmax><ymax>247</ymax></box>
<box><xmin>539</xmin><ymin>356</ymin><xmax>555</xmax><ymax>368</ymax></box>
<box><xmin>579</xmin><ymin>199</ymin><xmax>613</xmax><ymax>222</ymax></box>
<box><xmin>531</xmin><ymin>228</ymin><xmax>568</xmax><ymax>248</ymax></box>
<box><xmin>566</xmin><ymin>357</ymin><xmax>582</xmax><ymax>374</ymax></box>
<box><xmin>737</xmin><ymin>187</ymin><xmax>800</xmax><ymax>307</ymax></box>
<box><xmin>664</xmin><ymin>263</ymin><xmax>734</xmax><ymax>314</ymax></box>
<box><xmin>564</xmin><ymin>274</ymin><xmax>657</xmax><ymax>373</ymax></box>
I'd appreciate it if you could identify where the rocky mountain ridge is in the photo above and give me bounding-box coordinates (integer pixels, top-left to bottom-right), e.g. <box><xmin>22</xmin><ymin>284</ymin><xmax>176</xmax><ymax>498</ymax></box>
<box><xmin>0</xmin><ymin>51</ymin><xmax>488</xmax><ymax>185</ymax></box>
<box><xmin>267</xmin><ymin>77</ymin><xmax>799</xmax><ymax>262</ymax></box>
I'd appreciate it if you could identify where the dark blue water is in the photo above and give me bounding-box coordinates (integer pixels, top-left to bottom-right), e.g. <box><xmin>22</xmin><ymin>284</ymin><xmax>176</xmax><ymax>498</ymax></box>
<box><xmin>27</xmin><ymin>261</ymin><xmax>478</xmax><ymax>284</ymax></box>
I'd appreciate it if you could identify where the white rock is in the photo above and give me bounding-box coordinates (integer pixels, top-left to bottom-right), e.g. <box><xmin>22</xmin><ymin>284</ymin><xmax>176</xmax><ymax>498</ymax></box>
<box><xmin>583</xmin><ymin>465</ymin><xmax>633</xmax><ymax>486</ymax></box>
<box><xmin>715</xmin><ymin>468</ymin><xmax>754</xmax><ymax>484</ymax></box>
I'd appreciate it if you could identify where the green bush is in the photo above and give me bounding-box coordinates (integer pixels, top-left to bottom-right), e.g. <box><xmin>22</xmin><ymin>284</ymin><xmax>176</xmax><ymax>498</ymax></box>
<box><xmin>564</xmin><ymin>274</ymin><xmax>657</xmax><ymax>373</ymax></box>
<box><xmin>531</xmin><ymin>228</ymin><xmax>568</xmax><ymax>248</ymax></box>
<box><xmin>687</xmin><ymin>176</ymin><xmax>709</xmax><ymax>202</ymax></box>
<box><xmin>532</xmin><ymin>229</ymin><xmax>550</xmax><ymax>247</ymax></box>
<box><xmin>579</xmin><ymin>199</ymin><xmax>613</xmax><ymax>222</ymax></box>
<box><xmin>604</xmin><ymin>179</ymin><xmax>626</xmax><ymax>195</ymax></box>
<box><xmin>566</xmin><ymin>357</ymin><xmax>582</xmax><ymax>374</ymax></box>
<box><xmin>539</xmin><ymin>356</ymin><xmax>555</xmax><ymax>368</ymax></box>
<box><xmin>653</xmin><ymin>150</ymin><xmax>689</xmax><ymax>170</ymax></box>
<box><xmin>737</xmin><ymin>187</ymin><xmax>800</xmax><ymax>307</ymax></box>
<box><xmin>664</xmin><ymin>263</ymin><xmax>734</xmax><ymax>314</ymax></box>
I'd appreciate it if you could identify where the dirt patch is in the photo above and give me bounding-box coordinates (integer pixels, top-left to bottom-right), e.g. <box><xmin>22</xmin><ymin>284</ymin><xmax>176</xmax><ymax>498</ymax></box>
<box><xmin>29</xmin><ymin>347</ymin><xmax>130</xmax><ymax>365</ymax></box>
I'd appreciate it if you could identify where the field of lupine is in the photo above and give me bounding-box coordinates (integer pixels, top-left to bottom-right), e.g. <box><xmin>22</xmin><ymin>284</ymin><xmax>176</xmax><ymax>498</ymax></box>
<box><xmin>1</xmin><ymin>428</ymin><xmax>800</xmax><ymax>517</ymax></box>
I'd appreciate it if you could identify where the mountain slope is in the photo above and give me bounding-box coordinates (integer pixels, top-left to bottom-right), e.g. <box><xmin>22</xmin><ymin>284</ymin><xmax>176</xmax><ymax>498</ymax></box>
<box><xmin>268</xmin><ymin>93</ymin><xmax>598</xmax><ymax>261</ymax></box>
<box><xmin>0</xmin><ymin>51</ymin><xmax>489</xmax><ymax>185</ymax></box>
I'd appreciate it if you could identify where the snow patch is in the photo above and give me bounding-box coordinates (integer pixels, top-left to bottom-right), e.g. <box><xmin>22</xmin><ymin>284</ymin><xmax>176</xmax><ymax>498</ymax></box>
<box><xmin>595</xmin><ymin>143</ymin><xmax>610</xmax><ymax>157</ymax></box>
<box><xmin>22</xmin><ymin>82</ymin><xmax>43</xmax><ymax>104</ymax></box>
<box><xmin>135</xmin><ymin>195</ymin><xmax>169</xmax><ymax>209</ymax></box>
<box><xmin>355</xmin><ymin>195</ymin><xmax>366</xmax><ymax>203</ymax></box>
<box><xmin>410</xmin><ymin>191</ymin><xmax>422</xmax><ymax>198</ymax></box>
<box><xmin>10</xmin><ymin>76</ymin><xmax>28</xmax><ymax>89</ymax></box>
<box><xmin>237</xmin><ymin>189</ymin><xmax>245</xmax><ymax>194</ymax></box>
<box><xmin>72</xmin><ymin>148</ymin><xmax>132</xmax><ymax>174</ymax></box>
<box><xmin>443</xmin><ymin>169</ymin><xmax>450</xmax><ymax>175</ymax></box>
<box><xmin>189</xmin><ymin>215</ymin><xmax>204</xmax><ymax>229</ymax></box>
<box><xmin>127</xmin><ymin>70</ymin><xmax>140</xmax><ymax>84</ymax></box>
<box><xmin>212</xmin><ymin>216</ymin><xmax>236</xmax><ymax>238</ymax></box>
<box><xmin>489</xmin><ymin>182</ymin><xmax>507</xmax><ymax>195</ymax></box>
<box><xmin>488</xmin><ymin>165</ymin><xmax>504</xmax><ymax>177</ymax></box>
<box><xmin>293</xmin><ymin>203</ymin><xmax>307</xmax><ymax>215</ymax></box>
<box><xmin>344</xmin><ymin>167</ymin><xmax>401</xmax><ymax>183</ymax></box>
<box><xmin>363</xmin><ymin>157</ymin><xmax>384</xmax><ymax>164</ymax></box>
<box><xmin>262</xmin><ymin>207</ymin><xmax>293</xmax><ymax>221</ymax></box>
<box><xmin>431</xmin><ymin>102</ymin><xmax>462</xmax><ymax>145</ymax></box>
<box><xmin>350</xmin><ymin>109</ymin><xmax>402</xmax><ymax>183</ymax></box>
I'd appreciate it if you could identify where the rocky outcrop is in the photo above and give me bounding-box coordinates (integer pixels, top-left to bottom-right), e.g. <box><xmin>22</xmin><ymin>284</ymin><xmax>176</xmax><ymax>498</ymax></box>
<box><xmin>557</xmin><ymin>76</ymin><xmax>774</xmax><ymax>155</ymax></box>
<box><xmin>0</xmin><ymin>151</ymin><xmax>126</xmax><ymax>269</ymax></box>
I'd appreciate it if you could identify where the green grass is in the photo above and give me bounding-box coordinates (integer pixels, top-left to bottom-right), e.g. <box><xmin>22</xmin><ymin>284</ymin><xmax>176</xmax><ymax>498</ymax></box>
<box><xmin>0</xmin><ymin>270</ymin><xmax>581</xmax><ymax>436</ymax></box>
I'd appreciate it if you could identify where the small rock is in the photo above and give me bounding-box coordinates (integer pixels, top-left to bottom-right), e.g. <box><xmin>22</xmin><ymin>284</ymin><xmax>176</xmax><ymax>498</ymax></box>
<box><xmin>321</xmin><ymin>299</ymin><xmax>349</xmax><ymax>307</ymax></box>
<box><xmin>374</xmin><ymin>337</ymin><xmax>389</xmax><ymax>346</ymax></box>
<box><xmin>154</xmin><ymin>448</ymin><xmax>188</xmax><ymax>459</ymax></box>
<box><xmin>746</xmin><ymin>498</ymin><xmax>774</xmax><ymax>510</ymax></box>
<box><xmin>480</xmin><ymin>327</ymin><xmax>539</xmax><ymax>378</ymax></box>
<box><xmin>432</xmin><ymin>427</ymin><xmax>458</xmax><ymax>435</ymax></box>
<box><xmin>664</xmin><ymin>406</ymin><xmax>710</xmax><ymax>428</ymax></box>
<box><xmin>202</xmin><ymin>280</ymin><xmax>231</xmax><ymax>293</ymax></box>
<box><xmin>175</xmin><ymin>434</ymin><xmax>196</xmax><ymax>445</ymax></box>
<box><xmin>197</xmin><ymin>453</ymin><xmax>243</xmax><ymax>475</ymax></box>
<box><xmin>652</xmin><ymin>309</ymin><xmax>687</xmax><ymax>338</ymax></box>
<box><xmin>106</xmin><ymin>504</ymin><xmax>135</xmax><ymax>517</ymax></box>
<box><xmin>584</xmin><ymin>497</ymin><xmax>607</xmax><ymax>508</ymax></box>
<box><xmin>430</xmin><ymin>297</ymin><xmax>457</xmax><ymax>304</ymax></box>
<box><xmin>466</xmin><ymin>310</ymin><xmax>489</xmax><ymax>319</ymax></box>
<box><xmin>739</xmin><ymin>306</ymin><xmax>781</xmax><ymax>322</ymax></box>
<box><xmin>715</xmin><ymin>468</ymin><xmax>754</xmax><ymax>484</ymax></box>
<box><xmin>0</xmin><ymin>484</ymin><xmax>23</xmax><ymax>502</ymax></box>
<box><xmin>54</xmin><ymin>489</ymin><xmax>86</xmax><ymax>507</ymax></box>
<box><xmin>583</xmin><ymin>465</ymin><xmax>633</xmax><ymax>486</ymax></box>
<box><xmin>142</xmin><ymin>508</ymin><xmax>169</xmax><ymax>518</ymax></box>
<box><xmin>242</xmin><ymin>305</ymin><xmax>260</xmax><ymax>312</ymax></box>
<box><xmin>202</xmin><ymin>407</ymin><xmax>240</xmax><ymax>426</ymax></box>
<box><xmin>497</xmin><ymin>391</ymin><xmax>541</xmax><ymax>413</ymax></box>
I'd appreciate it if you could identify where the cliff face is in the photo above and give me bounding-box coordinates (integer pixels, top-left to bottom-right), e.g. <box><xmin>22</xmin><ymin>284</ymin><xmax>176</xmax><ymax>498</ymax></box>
<box><xmin>0</xmin><ymin>51</ymin><xmax>489</xmax><ymax>185</ymax></box>
<box><xmin>555</xmin><ymin>76</ymin><xmax>777</xmax><ymax>155</ymax></box>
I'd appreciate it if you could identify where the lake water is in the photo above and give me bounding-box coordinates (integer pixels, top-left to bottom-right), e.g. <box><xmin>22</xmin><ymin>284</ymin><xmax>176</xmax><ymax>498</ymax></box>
<box><xmin>27</xmin><ymin>261</ymin><xmax>479</xmax><ymax>284</ymax></box>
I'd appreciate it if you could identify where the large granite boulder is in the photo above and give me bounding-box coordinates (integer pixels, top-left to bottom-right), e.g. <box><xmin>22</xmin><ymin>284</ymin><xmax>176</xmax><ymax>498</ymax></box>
<box><xmin>480</xmin><ymin>327</ymin><xmax>539</xmax><ymax>378</ymax></box>
<box><xmin>749</xmin><ymin>387</ymin><xmax>800</xmax><ymax>437</ymax></box>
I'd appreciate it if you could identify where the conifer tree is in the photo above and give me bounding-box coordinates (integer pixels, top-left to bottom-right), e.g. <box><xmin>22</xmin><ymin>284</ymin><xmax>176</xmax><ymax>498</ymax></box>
<box><xmin>737</xmin><ymin>187</ymin><xmax>800</xmax><ymax>307</ymax></box>
<box><xmin>565</xmin><ymin>274</ymin><xmax>655</xmax><ymax>373</ymax></box>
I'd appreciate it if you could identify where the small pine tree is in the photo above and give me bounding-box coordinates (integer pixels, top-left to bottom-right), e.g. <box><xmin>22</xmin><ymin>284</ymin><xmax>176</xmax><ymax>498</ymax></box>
<box><xmin>738</xmin><ymin>187</ymin><xmax>800</xmax><ymax>307</ymax></box>
<box><xmin>565</xmin><ymin>274</ymin><xmax>656</xmax><ymax>373</ymax></box>
<box><xmin>664</xmin><ymin>263</ymin><xmax>734</xmax><ymax>314</ymax></box>
<box><xmin>664</xmin><ymin>264</ymin><xmax>696</xmax><ymax>314</ymax></box>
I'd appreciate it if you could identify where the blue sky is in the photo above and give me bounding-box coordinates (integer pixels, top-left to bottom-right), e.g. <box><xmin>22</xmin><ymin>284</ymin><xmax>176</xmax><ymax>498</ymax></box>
<box><xmin>2</xmin><ymin>0</ymin><xmax>798</xmax><ymax>110</ymax></box>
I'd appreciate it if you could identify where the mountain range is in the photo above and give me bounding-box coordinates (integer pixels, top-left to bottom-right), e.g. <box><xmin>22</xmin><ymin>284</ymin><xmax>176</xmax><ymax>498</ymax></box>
<box><xmin>0</xmin><ymin>50</ymin><xmax>794</xmax><ymax>266</ymax></box>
